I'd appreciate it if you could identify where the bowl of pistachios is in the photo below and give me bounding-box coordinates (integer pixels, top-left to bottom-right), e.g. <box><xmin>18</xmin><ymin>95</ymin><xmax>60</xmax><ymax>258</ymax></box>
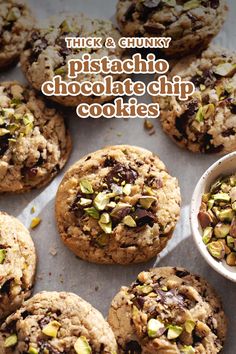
<box><xmin>191</xmin><ymin>152</ymin><xmax>236</xmax><ymax>282</ymax></box>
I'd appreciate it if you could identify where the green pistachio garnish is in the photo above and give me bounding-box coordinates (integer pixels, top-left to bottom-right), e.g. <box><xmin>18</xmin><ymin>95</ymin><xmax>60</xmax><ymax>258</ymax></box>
<box><xmin>93</xmin><ymin>192</ymin><xmax>110</xmax><ymax>210</ymax></box>
<box><xmin>207</xmin><ymin>240</ymin><xmax>225</xmax><ymax>260</ymax></box>
<box><xmin>84</xmin><ymin>207</ymin><xmax>100</xmax><ymax>220</ymax></box>
<box><xmin>144</xmin><ymin>186</ymin><xmax>155</xmax><ymax>196</ymax></box>
<box><xmin>60</xmin><ymin>20</ymin><xmax>73</xmax><ymax>33</ymax></box>
<box><xmin>183</xmin><ymin>0</ymin><xmax>201</xmax><ymax>11</ymax></box>
<box><xmin>202</xmin><ymin>104</ymin><xmax>215</xmax><ymax>119</ymax></box>
<box><xmin>213</xmin><ymin>63</ymin><xmax>236</xmax><ymax>77</ymax></box>
<box><xmin>227</xmin><ymin>236</ymin><xmax>235</xmax><ymax>250</ymax></box>
<box><xmin>0</xmin><ymin>128</ymin><xmax>10</xmax><ymax>136</ymax></box>
<box><xmin>218</xmin><ymin>208</ymin><xmax>234</xmax><ymax>222</ymax></box>
<box><xmin>6</xmin><ymin>7</ymin><xmax>21</xmax><ymax>21</ymax></box>
<box><xmin>123</xmin><ymin>184</ymin><xmax>132</xmax><ymax>196</ymax></box>
<box><xmin>42</xmin><ymin>321</ymin><xmax>61</xmax><ymax>338</ymax></box>
<box><xmin>167</xmin><ymin>325</ymin><xmax>183</xmax><ymax>340</ymax></box>
<box><xmin>136</xmin><ymin>285</ymin><xmax>153</xmax><ymax>294</ymax></box>
<box><xmin>184</xmin><ymin>320</ymin><xmax>196</xmax><ymax>334</ymax></box>
<box><xmin>226</xmin><ymin>252</ymin><xmax>236</xmax><ymax>266</ymax></box>
<box><xmin>181</xmin><ymin>346</ymin><xmax>195</xmax><ymax>354</ymax></box>
<box><xmin>4</xmin><ymin>334</ymin><xmax>18</xmax><ymax>348</ymax></box>
<box><xmin>123</xmin><ymin>215</ymin><xmax>136</xmax><ymax>227</ymax></box>
<box><xmin>202</xmin><ymin>227</ymin><xmax>213</xmax><ymax>244</ymax></box>
<box><xmin>79</xmin><ymin>198</ymin><xmax>92</xmax><ymax>207</ymax></box>
<box><xmin>98</xmin><ymin>213</ymin><xmax>112</xmax><ymax>234</ymax></box>
<box><xmin>80</xmin><ymin>180</ymin><xmax>94</xmax><ymax>194</ymax></box>
<box><xmin>0</xmin><ymin>249</ymin><xmax>6</xmax><ymax>264</ymax></box>
<box><xmin>55</xmin><ymin>67</ymin><xmax>65</xmax><ymax>75</ymax></box>
<box><xmin>147</xmin><ymin>318</ymin><xmax>165</xmax><ymax>338</ymax></box>
<box><xmin>214</xmin><ymin>223</ymin><xmax>230</xmax><ymax>238</ymax></box>
<box><xmin>195</xmin><ymin>106</ymin><xmax>204</xmax><ymax>123</ymax></box>
<box><xmin>74</xmin><ymin>336</ymin><xmax>92</xmax><ymax>354</ymax></box>
<box><xmin>139</xmin><ymin>196</ymin><xmax>157</xmax><ymax>209</ymax></box>
<box><xmin>213</xmin><ymin>193</ymin><xmax>230</xmax><ymax>202</ymax></box>
<box><xmin>28</xmin><ymin>346</ymin><xmax>39</xmax><ymax>354</ymax></box>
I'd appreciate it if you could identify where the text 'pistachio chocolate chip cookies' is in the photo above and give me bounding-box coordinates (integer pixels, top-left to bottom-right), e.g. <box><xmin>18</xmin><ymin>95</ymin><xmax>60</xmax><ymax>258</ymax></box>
<box><xmin>56</xmin><ymin>145</ymin><xmax>181</xmax><ymax>264</ymax></box>
<box><xmin>156</xmin><ymin>46</ymin><xmax>236</xmax><ymax>154</ymax></box>
<box><xmin>0</xmin><ymin>0</ymin><xmax>34</xmax><ymax>69</ymax></box>
<box><xmin>0</xmin><ymin>291</ymin><xmax>117</xmax><ymax>353</ymax></box>
<box><xmin>116</xmin><ymin>0</ymin><xmax>228</xmax><ymax>58</ymax></box>
<box><xmin>0</xmin><ymin>82</ymin><xmax>71</xmax><ymax>193</ymax></box>
<box><xmin>21</xmin><ymin>13</ymin><xmax>126</xmax><ymax>107</ymax></box>
<box><xmin>108</xmin><ymin>267</ymin><xmax>227</xmax><ymax>354</ymax></box>
<box><xmin>0</xmin><ymin>212</ymin><xmax>36</xmax><ymax>321</ymax></box>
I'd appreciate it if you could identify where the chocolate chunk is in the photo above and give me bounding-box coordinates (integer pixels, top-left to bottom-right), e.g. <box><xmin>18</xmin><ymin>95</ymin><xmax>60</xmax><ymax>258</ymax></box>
<box><xmin>124</xmin><ymin>3</ymin><xmax>136</xmax><ymax>21</ymax></box>
<box><xmin>105</xmin><ymin>163</ymin><xmax>138</xmax><ymax>186</ymax></box>
<box><xmin>230</xmin><ymin>103</ymin><xmax>236</xmax><ymax>114</ymax></box>
<box><xmin>38</xmin><ymin>316</ymin><xmax>51</xmax><ymax>329</ymax></box>
<box><xmin>134</xmin><ymin>296</ymin><xmax>145</xmax><ymax>309</ymax></box>
<box><xmin>143</xmin><ymin>0</ymin><xmax>161</xmax><ymax>8</ymax></box>
<box><xmin>125</xmin><ymin>340</ymin><xmax>142</xmax><ymax>354</ymax></box>
<box><xmin>143</xmin><ymin>22</ymin><xmax>165</xmax><ymax>34</ymax></box>
<box><xmin>200</xmin><ymin>134</ymin><xmax>224</xmax><ymax>154</ymax></box>
<box><xmin>132</xmin><ymin>208</ymin><xmax>155</xmax><ymax>227</ymax></box>
<box><xmin>21</xmin><ymin>167</ymin><xmax>38</xmax><ymax>179</ymax></box>
<box><xmin>21</xmin><ymin>310</ymin><xmax>31</xmax><ymax>319</ymax></box>
<box><xmin>104</xmin><ymin>156</ymin><xmax>117</xmax><ymax>167</ymax></box>
<box><xmin>0</xmin><ymin>133</ymin><xmax>10</xmax><ymax>157</ymax></box>
<box><xmin>175</xmin><ymin>269</ymin><xmax>190</xmax><ymax>278</ymax></box>
<box><xmin>222</xmin><ymin>128</ymin><xmax>235</xmax><ymax>137</ymax></box>
<box><xmin>111</xmin><ymin>207</ymin><xmax>132</xmax><ymax>224</ymax></box>
<box><xmin>191</xmin><ymin>69</ymin><xmax>216</xmax><ymax>88</ymax></box>
<box><xmin>209</xmin><ymin>0</ymin><xmax>220</xmax><ymax>9</ymax></box>
<box><xmin>175</xmin><ymin>100</ymin><xmax>198</xmax><ymax>138</ymax></box>
<box><xmin>146</xmin><ymin>176</ymin><xmax>163</xmax><ymax>189</ymax></box>
<box><xmin>0</xmin><ymin>279</ymin><xmax>12</xmax><ymax>294</ymax></box>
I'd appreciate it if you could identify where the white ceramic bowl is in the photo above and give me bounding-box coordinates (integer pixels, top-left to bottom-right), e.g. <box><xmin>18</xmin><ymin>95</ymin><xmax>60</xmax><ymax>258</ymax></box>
<box><xmin>191</xmin><ymin>152</ymin><xmax>236</xmax><ymax>282</ymax></box>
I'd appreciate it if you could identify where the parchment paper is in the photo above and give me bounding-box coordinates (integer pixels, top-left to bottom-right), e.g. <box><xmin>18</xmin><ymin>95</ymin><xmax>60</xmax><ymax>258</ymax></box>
<box><xmin>0</xmin><ymin>0</ymin><xmax>236</xmax><ymax>352</ymax></box>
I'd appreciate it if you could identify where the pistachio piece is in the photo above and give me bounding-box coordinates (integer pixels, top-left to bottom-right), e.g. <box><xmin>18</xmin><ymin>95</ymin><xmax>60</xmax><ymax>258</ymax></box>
<box><xmin>198</xmin><ymin>211</ymin><xmax>212</xmax><ymax>229</ymax></box>
<box><xmin>74</xmin><ymin>336</ymin><xmax>92</xmax><ymax>354</ymax></box>
<box><xmin>207</xmin><ymin>199</ymin><xmax>215</xmax><ymax>210</ymax></box>
<box><xmin>4</xmin><ymin>334</ymin><xmax>18</xmax><ymax>348</ymax></box>
<box><xmin>0</xmin><ymin>249</ymin><xmax>6</xmax><ymax>264</ymax></box>
<box><xmin>230</xmin><ymin>218</ymin><xmax>236</xmax><ymax>238</ymax></box>
<box><xmin>147</xmin><ymin>318</ymin><xmax>165</xmax><ymax>338</ymax></box>
<box><xmin>79</xmin><ymin>180</ymin><xmax>94</xmax><ymax>194</ymax></box>
<box><xmin>214</xmin><ymin>223</ymin><xmax>230</xmax><ymax>238</ymax></box>
<box><xmin>139</xmin><ymin>196</ymin><xmax>157</xmax><ymax>209</ymax></box>
<box><xmin>84</xmin><ymin>207</ymin><xmax>100</xmax><ymax>220</ymax></box>
<box><xmin>183</xmin><ymin>0</ymin><xmax>200</xmax><ymax>10</ymax></box>
<box><xmin>79</xmin><ymin>198</ymin><xmax>92</xmax><ymax>207</ymax></box>
<box><xmin>55</xmin><ymin>67</ymin><xmax>65</xmax><ymax>75</ymax></box>
<box><xmin>167</xmin><ymin>325</ymin><xmax>183</xmax><ymax>340</ymax></box>
<box><xmin>123</xmin><ymin>215</ymin><xmax>137</xmax><ymax>227</ymax></box>
<box><xmin>99</xmin><ymin>212</ymin><xmax>110</xmax><ymax>224</ymax></box>
<box><xmin>202</xmin><ymin>104</ymin><xmax>215</xmax><ymax>119</ymax></box>
<box><xmin>93</xmin><ymin>192</ymin><xmax>110</xmax><ymax>210</ymax></box>
<box><xmin>213</xmin><ymin>193</ymin><xmax>230</xmax><ymax>202</ymax></box>
<box><xmin>195</xmin><ymin>106</ymin><xmax>204</xmax><ymax>123</ymax></box>
<box><xmin>207</xmin><ymin>240</ymin><xmax>225</xmax><ymax>260</ymax></box>
<box><xmin>136</xmin><ymin>285</ymin><xmax>153</xmax><ymax>294</ymax></box>
<box><xmin>28</xmin><ymin>346</ymin><xmax>39</xmax><ymax>354</ymax></box>
<box><xmin>0</xmin><ymin>128</ymin><xmax>10</xmax><ymax>136</ymax></box>
<box><xmin>98</xmin><ymin>214</ymin><xmax>112</xmax><ymax>234</ymax></box>
<box><xmin>230</xmin><ymin>187</ymin><xmax>236</xmax><ymax>202</ymax></box>
<box><xmin>218</xmin><ymin>208</ymin><xmax>234</xmax><ymax>222</ymax></box>
<box><xmin>60</xmin><ymin>20</ymin><xmax>73</xmax><ymax>33</ymax></box>
<box><xmin>184</xmin><ymin>320</ymin><xmax>196</xmax><ymax>334</ymax></box>
<box><xmin>30</xmin><ymin>217</ymin><xmax>41</xmax><ymax>229</ymax></box>
<box><xmin>123</xmin><ymin>183</ymin><xmax>132</xmax><ymax>196</ymax></box>
<box><xmin>6</xmin><ymin>7</ymin><xmax>21</xmax><ymax>21</ymax></box>
<box><xmin>42</xmin><ymin>321</ymin><xmax>61</xmax><ymax>338</ymax></box>
<box><xmin>213</xmin><ymin>63</ymin><xmax>236</xmax><ymax>77</ymax></box>
<box><xmin>226</xmin><ymin>236</ymin><xmax>235</xmax><ymax>250</ymax></box>
<box><xmin>181</xmin><ymin>346</ymin><xmax>195</xmax><ymax>354</ymax></box>
<box><xmin>226</xmin><ymin>252</ymin><xmax>236</xmax><ymax>266</ymax></box>
<box><xmin>162</xmin><ymin>0</ymin><xmax>176</xmax><ymax>6</ymax></box>
<box><xmin>202</xmin><ymin>227</ymin><xmax>213</xmax><ymax>244</ymax></box>
<box><xmin>96</xmin><ymin>233</ymin><xmax>108</xmax><ymax>247</ymax></box>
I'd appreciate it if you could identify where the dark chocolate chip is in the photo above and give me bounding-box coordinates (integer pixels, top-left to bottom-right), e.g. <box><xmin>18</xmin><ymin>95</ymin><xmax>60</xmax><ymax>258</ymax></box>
<box><xmin>104</xmin><ymin>156</ymin><xmax>117</xmax><ymax>167</ymax></box>
<box><xmin>132</xmin><ymin>208</ymin><xmax>155</xmax><ymax>227</ymax></box>
<box><xmin>38</xmin><ymin>316</ymin><xmax>51</xmax><ymax>329</ymax></box>
<box><xmin>124</xmin><ymin>3</ymin><xmax>136</xmax><ymax>21</ymax></box>
<box><xmin>105</xmin><ymin>163</ymin><xmax>138</xmax><ymax>186</ymax></box>
<box><xmin>191</xmin><ymin>69</ymin><xmax>216</xmax><ymax>88</ymax></box>
<box><xmin>0</xmin><ymin>279</ymin><xmax>12</xmax><ymax>294</ymax></box>
<box><xmin>175</xmin><ymin>269</ymin><xmax>190</xmax><ymax>278</ymax></box>
<box><xmin>175</xmin><ymin>100</ymin><xmax>198</xmax><ymax>138</ymax></box>
<box><xmin>210</xmin><ymin>0</ymin><xmax>220</xmax><ymax>9</ymax></box>
<box><xmin>222</xmin><ymin>128</ymin><xmax>235</xmax><ymax>137</ymax></box>
<box><xmin>0</xmin><ymin>133</ymin><xmax>10</xmax><ymax>157</ymax></box>
<box><xmin>125</xmin><ymin>340</ymin><xmax>142</xmax><ymax>354</ymax></box>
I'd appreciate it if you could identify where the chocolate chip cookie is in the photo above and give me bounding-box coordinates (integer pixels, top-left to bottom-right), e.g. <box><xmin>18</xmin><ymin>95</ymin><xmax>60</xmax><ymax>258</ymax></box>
<box><xmin>0</xmin><ymin>81</ymin><xmax>71</xmax><ymax>193</ymax></box>
<box><xmin>0</xmin><ymin>212</ymin><xmax>36</xmax><ymax>321</ymax></box>
<box><xmin>55</xmin><ymin>145</ymin><xmax>181</xmax><ymax>264</ymax></box>
<box><xmin>156</xmin><ymin>46</ymin><xmax>236</xmax><ymax>154</ymax></box>
<box><xmin>116</xmin><ymin>0</ymin><xmax>228</xmax><ymax>58</ymax></box>
<box><xmin>0</xmin><ymin>291</ymin><xmax>117</xmax><ymax>353</ymax></box>
<box><xmin>20</xmin><ymin>13</ymin><xmax>126</xmax><ymax>107</ymax></box>
<box><xmin>0</xmin><ymin>0</ymin><xmax>34</xmax><ymax>69</ymax></box>
<box><xmin>108</xmin><ymin>267</ymin><xmax>227</xmax><ymax>354</ymax></box>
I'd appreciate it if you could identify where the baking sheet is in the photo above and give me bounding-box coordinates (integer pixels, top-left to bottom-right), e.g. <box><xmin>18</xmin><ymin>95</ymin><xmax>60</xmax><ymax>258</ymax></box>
<box><xmin>0</xmin><ymin>0</ymin><xmax>236</xmax><ymax>352</ymax></box>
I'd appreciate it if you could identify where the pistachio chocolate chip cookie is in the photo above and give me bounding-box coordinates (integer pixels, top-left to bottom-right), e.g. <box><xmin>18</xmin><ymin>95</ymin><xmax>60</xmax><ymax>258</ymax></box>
<box><xmin>0</xmin><ymin>81</ymin><xmax>71</xmax><ymax>193</ymax></box>
<box><xmin>20</xmin><ymin>13</ymin><xmax>126</xmax><ymax>107</ymax></box>
<box><xmin>0</xmin><ymin>291</ymin><xmax>117</xmax><ymax>354</ymax></box>
<box><xmin>108</xmin><ymin>267</ymin><xmax>227</xmax><ymax>354</ymax></box>
<box><xmin>0</xmin><ymin>0</ymin><xmax>34</xmax><ymax>69</ymax></box>
<box><xmin>116</xmin><ymin>0</ymin><xmax>228</xmax><ymax>58</ymax></box>
<box><xmin>55</xmin><ymin>145</ymin><xmax>181</xmax><ymax>264</ymax></box>
<box><xmin>0</xmin><ymin>212</ymin><xmax>36</xmax><ymax>321</ymax></box>
<box><xmin>156</xmin><ymin>46</ymin><xmax>236</xmax><ymax>154</ymax></box>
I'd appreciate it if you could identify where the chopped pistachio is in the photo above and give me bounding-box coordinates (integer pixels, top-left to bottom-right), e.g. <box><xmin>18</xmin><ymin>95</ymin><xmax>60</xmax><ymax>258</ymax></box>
<box><xmin>60</xmin><ymin>20</ymin><xmax>73</xmax><ymax>33</ymax></box>
<box><xmin>167</xmin><ymin>325</ymin><xmax>183</xmax><ymax>340</ymax></box>
<box><xmin>99</xmin><ymin>213</ymin><xmax>110</xmax><ymax>224</ymax></box>
<box><xmin>123</xmin><ymin>184</ymin><xmax>132</xmax><ymax>196</ymax></box>
<box><xmin>181</xmin><ymin>346</ymin><xmax>195</xmax><ymax>354</ymax></box>
<box><xmin>202</xmin><ymin>104</ymin><xmax>215</xmax><ymax>119</ymax></box>
<box><xmin>226</xmin><ymin>236</ymin><xmax>235</xmax><ymax>250</ymax></box>
<box><xmin>226</xmin><ymin>252</ymin><xmax>236</xmax><ymax>266</ymax></box>
<box><xmin>42</xmin><ymin>321</ymin><xmax>61</xmax><ymax>338</ymax></box>
<box><xmin>30</xmin><ymin>217</ymin><xmax>41</xmax><ymax>229</ymax></box>
<box><xmin>107</xmin><ymin>201</ymin><xmax>116</xmax><ymax>208</ymax></box>
<box><xmin>183</xmin><ymin>0</ymin><xmax>200</xmax><ymax>10</ymax></box>
<box><xmin>84</xmin><ymin>207</ymin><xmax>100</xmax><ymax>220</ymax></box>
<box><xmin>55</xmin><ymin>67</ymin><xmax>65</xmax><ymax>75</ymax></box>
<box><xmin>74</xmin><ymin>336</ymin><xmax>92</xmax><ymax>354</ymax></box>
<box><xmin>147</xmin><ymin>318</ymin><xmax>165</xmax><ymax>338</ymax></box>
<box><xmin>200</xmin><ymin>84</ymin><xmax>206</xmax><ymax>91</ymax></box>
<box><xmin>230</xmin><ymin>187</ymin><xmax>236</xmax><ymax>202</ymax></box>
<box><xmin>123</xmin><ymin>215</ymin><xmax>136</xmax><ymax>227</ymax></box>
<box><xmin>184</xmin><ymin>320</ymin><xmax>196</xmax><ymax>334</ymax></box>
<box><xmin>79</xmin><ymin>180</ymin><xmax>94</xmax><ymax>194</ymax></box>
<box><xmin>202</xmin><ymin>227</ymin><xmax>213</xmax><ymax>244</ymax></box>
<box><xmin>195</xmin><ymin>106</ymin><xmax>204</xmax><ymax>123</ymax></box>
<box><xmin>79</xmin><ymin>198</ymin><xmax>92</xmax><ymax>207</ymax></box>
<box><xmin>213</xmin><ymin>62</ymin><xmax>236</xmax><ymax>77</ymax></box>
<box><xmin>144</xmin><ymin>186</ymin><xmax>155</xmax><ymax>196</ymax></box>
<box><xmin>136</xmin><ymin>285</ymin><xmax>153</xmax><ymax>294</ymax></box>
<box><xmin>214</xmin><ymin>223</ymin><xmax>230</xmax><ymax>238</ymax></box>
<box><xmin>207</xmin><ymin>199</ymin><xmax>215</xmax><ymax>210</ymax></box>
<box><xmin>4</xmin><ymin>334</ymin><xmax>18</xmax><ymax>348</ymax></box>
<box><xmin>0</xmin><ymin>249</ymin><xmax>6</xmax><ymax>264</ymax></box>
<box><xmin>98</xmin><ymin>219</ymin><xmax>112</xmax><ymax>234</ymax></box>
<box><xmin>213</xmin><ymin>193</ymin><xmax>230</xmax><ymax>202</ymax></box>
<box><xmin>93</xmin><ymin>192</ymin><xmax>110</xmax><ymax>210</ymax></box>
<box><xmin>0</xmin><ymin>128</ymin><xmax>10</xmax><ymax>136</ymax></box>
<box><xmin>139</xmin><ymin>196</ymin><xmax>157</xmax><ymax>209</ymax></box>
<box><xmin>218</xmin><ymin>208</ymin><xmax>234</xmax><ymax>222</ymax></box>
<box><xmin>28</xmin><ymin>346</ymin><xmax>39</xmax><ymax>354</ymax></box>
<box><xmin>207</xmin><ymin>240</ymin><xmax>225</xmax><ymax>260</ymax></box>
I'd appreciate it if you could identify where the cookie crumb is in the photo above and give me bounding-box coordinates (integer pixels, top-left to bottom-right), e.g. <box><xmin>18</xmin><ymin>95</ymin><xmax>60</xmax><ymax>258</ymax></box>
<box><xmin>144</xmin><ymin>119</ymin><xmax>155</xmax><ymax>135</ymax></box>
<box><xmin>30</xmin><ymin>217</ymin><xmax>41</xmax><ymax>229</ymax></box>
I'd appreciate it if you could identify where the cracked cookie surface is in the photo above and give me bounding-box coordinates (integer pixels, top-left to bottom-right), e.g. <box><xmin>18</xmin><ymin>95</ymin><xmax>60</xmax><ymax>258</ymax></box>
<box><xmin>55</xmin><ymin>145</ymin><xmax>181</xmax><ymax>264</ymax></box>
<box><xmin>0</xmin><ymin>212</ymin><xmax>36</xmax><ymax>321</ymax></box>
<box><xmin>0</xmin><ymin>291</ymin><xmax>117</xmax><ymax>353</ymax></box>
<box><xmin>108</xmin><ymin>267</ymin><xmax>227</xmax><ymax>354</ymax></box>
<box><xmin>0</xmin><ymin>0</ymin><xmax>34</xmax><ymax>69</ymax></box>
<box><xmin>116</xmin><ymin>0</ymin><xmax>228</xmax><ymax>58</ymax></box>
<box><xmin>21</xmin><ymin>13</ymin><xmax>126</xmax><ymax>107</ymax></box>
<box><xmin>0</xmin><ymin>81</ymin><xmax>71</xmax><ymax>193</ymax></box>
<box><xmin>155</xmin><ymin>46</ymin><xmax>236</xmax><ymax>154</ymax></box>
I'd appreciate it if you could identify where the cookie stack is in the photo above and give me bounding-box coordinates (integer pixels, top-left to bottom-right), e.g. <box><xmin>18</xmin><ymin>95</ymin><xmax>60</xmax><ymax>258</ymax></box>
<box><xmin>0</xmin><ymin>0</ymin><xmax>234</xmax><ymax>353</ymax></box>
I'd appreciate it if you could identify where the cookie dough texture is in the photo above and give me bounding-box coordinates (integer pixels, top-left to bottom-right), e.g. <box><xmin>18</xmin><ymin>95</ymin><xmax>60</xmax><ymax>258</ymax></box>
<box><xmin>0</xmin><ymin>212</ymin><xmax>36</xmax><ymax>321</ymax></box>
<box><xmin>0</xmin><ymin>0</ymin><xmax>34</xmax><ymax>69</ymax></box>
<box><xmin>108</xmin><ymin>267</ymin><xmax>227</xmax><ymax>354</ymax></box>
<box><xmin>56</xmin><ymin>145</ymin><xmax>181</xmax><ymax>264</ymax></box>
<box><xmin>116</xmin><ymin>0</ymin><xmax>228</xmax><ymax>58</ymax></box>
<box><xmin>0</xmin><ymin>81</ymin><xmax>71</xmax><ymax>193</ymax></box>
<box><xmin>21</xmin><ymin>13</ymin><xmax>126</xmax><ymax>107</ymax></box>
<box><xmin>156</xmin><ymin>46</ymin><xmax>236</xmax><ymax>154</ymax></box>
<box><xmin>0</xmin><ymin>291</ymin><xmax>117</xmax><ymax>354</ymax></box>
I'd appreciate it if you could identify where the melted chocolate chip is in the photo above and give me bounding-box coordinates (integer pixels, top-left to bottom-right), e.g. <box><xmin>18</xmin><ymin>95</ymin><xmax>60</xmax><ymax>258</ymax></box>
<box><xmin>39</xmin><ymin>316</ymin><xmax>51</xmax><ymax>329</ymax></box>
<box><xmin>125</xmin><ymin>340</ymin><xmax>142</xmax><ymax>354</ymax></box>
<box><xmin>132</xmin><ymin>208</ymin><xmax>155</xmax><ymax>227</ymax></box>
<box><xmin>230</xmin><ymin>103</ymin><xmax>236</xmax><ymax>114</ymax></box>
<box><xmin>57</xmin><ymin>37</ymin><xmax>72</xmax><ymax>58</ymax></box>
<box><xmin>105</xmin><ymin>163</ymin><xmax>138</xmax><ymax>186</ymax></box>
<box><xmin>191</xmin><ymin>69</ymin><xmax>216</xmax><ymax>88</ymax></box>
<box><xmin>124</xmin><ymin>3</ymin><xmax>136</xmax><ymax>21</ymax></box>
<box><xmin>0</xmin><ymin>133</ymin><xmax>10</xmax><ymax>157</ymax></box>
<box><xmin>21</xmin><ymin>310</ymin><xmax>31</xmax><ymax>319</ymax></box>
<box><xmin>222</xmin><ymin>128</ymin><xmax>235</xmax><ymax>137</ymax></box>
<box><xmin>175</xmin><ymin>269</ymin><xmax>190</xmax><ymax>278</ymax></box>
<box><xmin>104</xmin><ymin>156</ymin><xmax>117</xmax><ymax>167</ymax></box>
<box><xmin>0</xmin><ymin>279</ymin><xmax>12</xmax><ymax>294</ymax></box>
<box><xmin>210</xmin><ymin>0</ymin><xmax>220</xmax><ymax>9</ymax></box>
<box><xmin>175</xmin><ymin>100</ymin><xmax>198</xmax><ymax>138</ymax></box>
